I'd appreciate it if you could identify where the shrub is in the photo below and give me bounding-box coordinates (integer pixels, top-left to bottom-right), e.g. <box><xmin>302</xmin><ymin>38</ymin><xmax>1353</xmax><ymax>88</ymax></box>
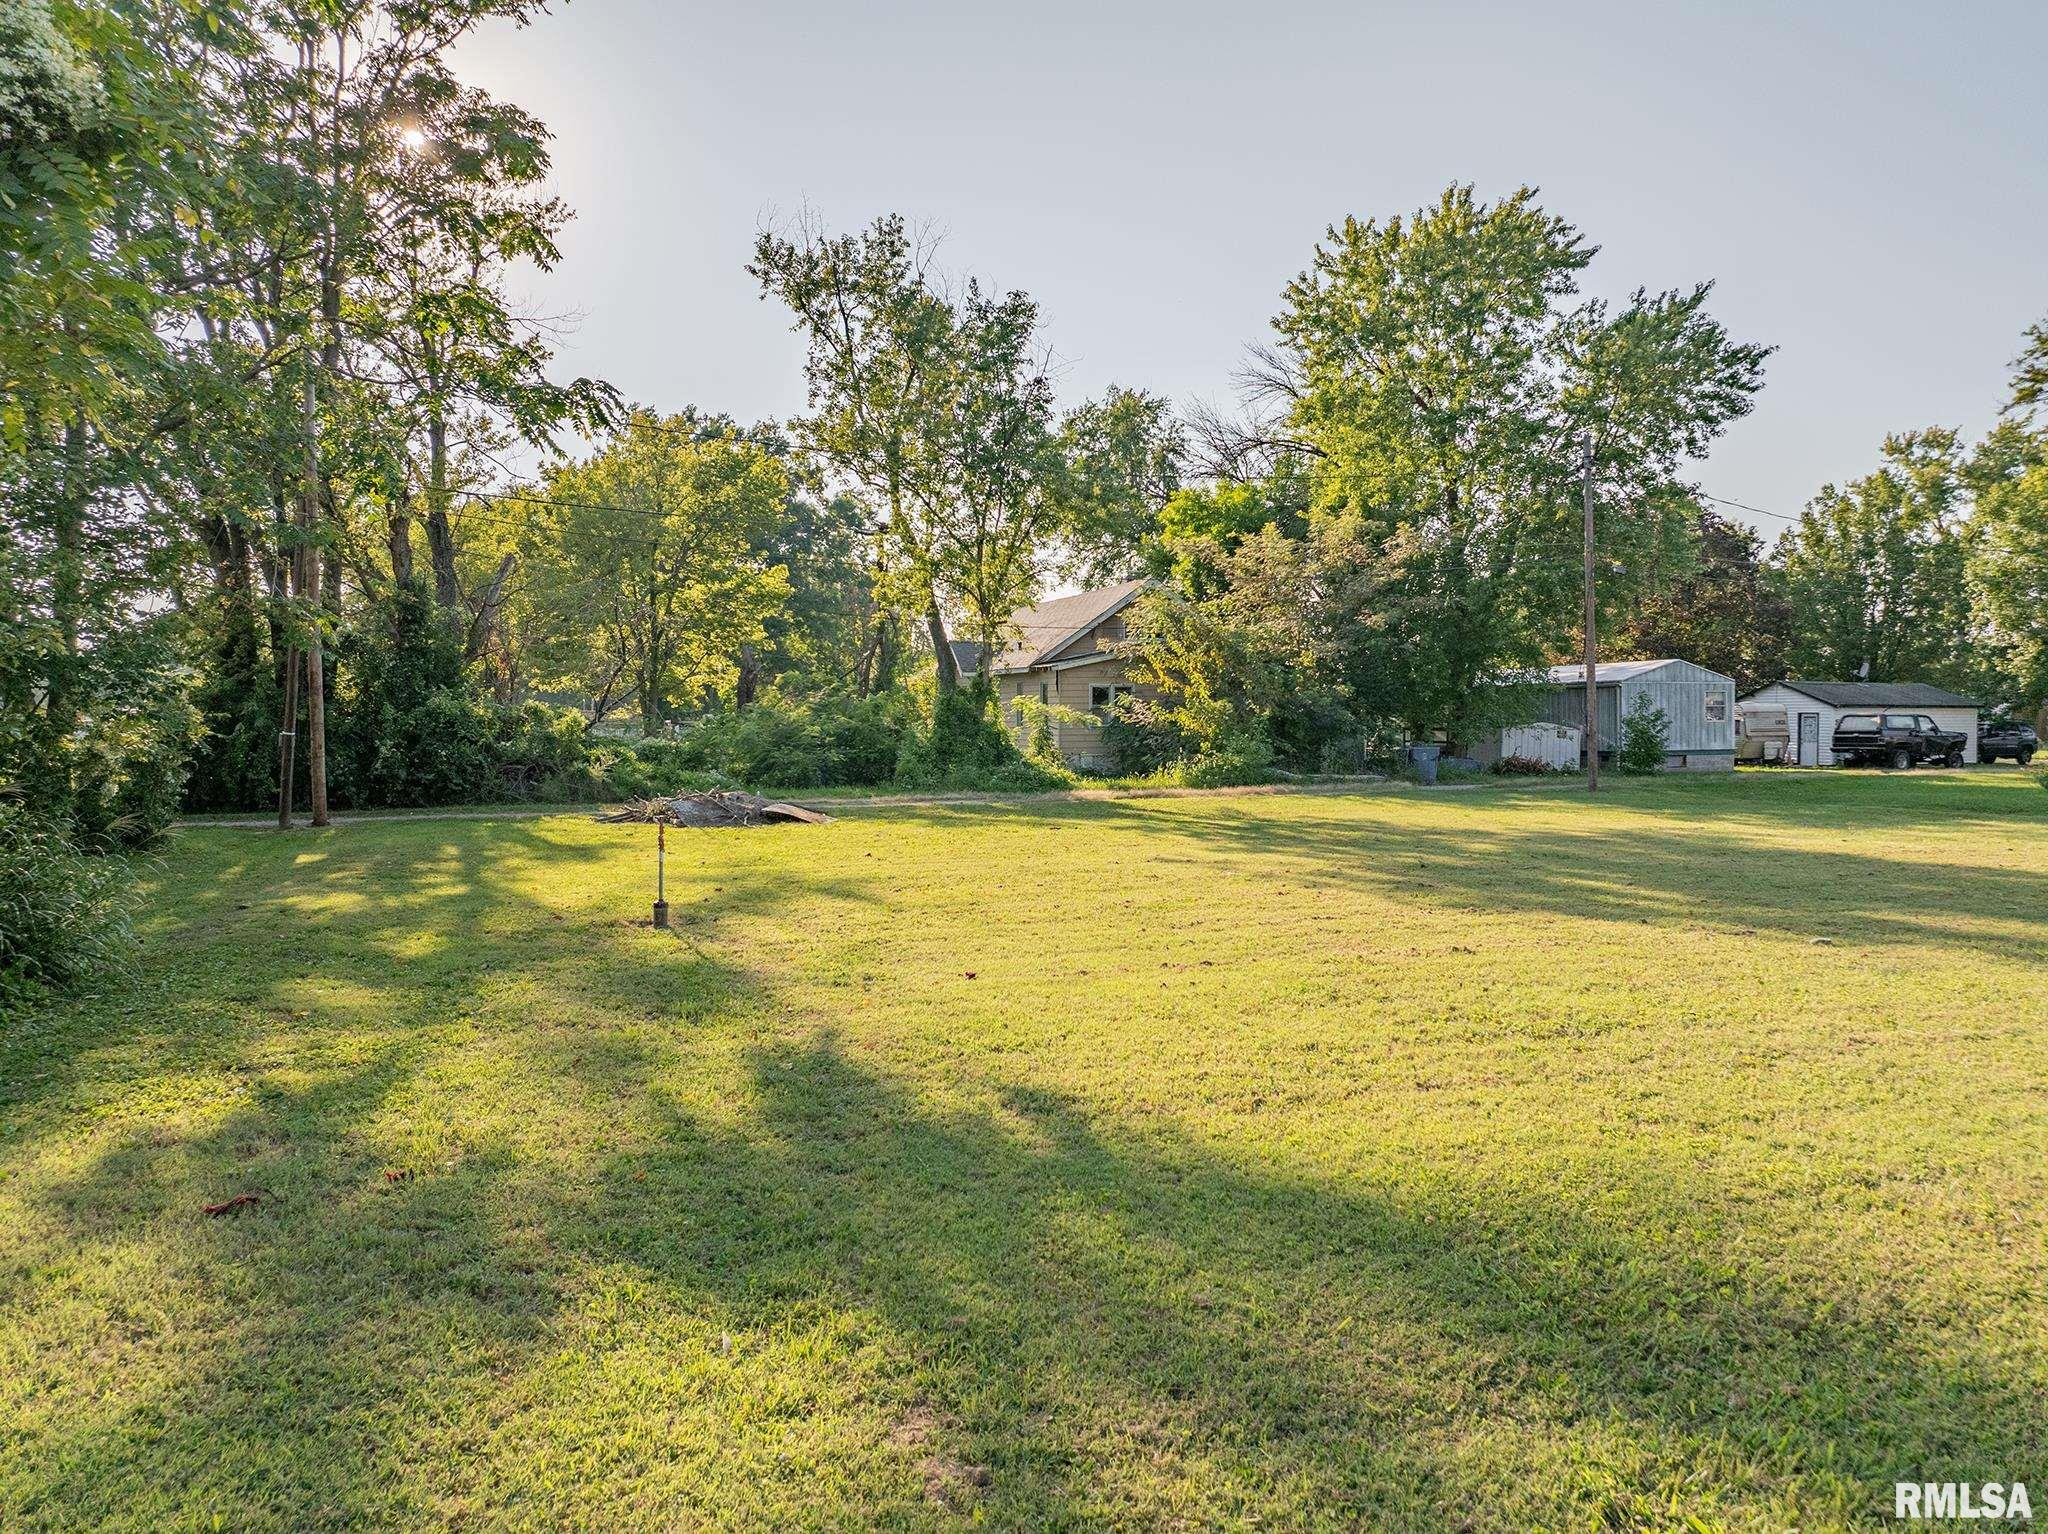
<box><xmin>8</xmin><ymin>620</ymin><xmax>205</xmax><ymax>849</ymax></box>
<box><xmin>1007</xmin><ymin>696</ymin><xmax>1096</xmax><ymax>773</ymax></box>
<box><xmin>1619</xmin><ymin>695</ymin><xmax>1670</xmax><ymax>774</ymax></box>
<box><xmin>63</xmin><ymin>681</ymin><xmax>203</xmax><ymax>850</ymax></box>
<box><xmin>658</xmin><ymin>694</ymin><xmax>911</xmax><ymax>789</ymax></box>
<box><xmin>1182</xmin><ymin>727</ymin><xmax>1276</xmax><ymax>789</ymax></box>
<box><xmin>810</xmin><ymin>694</ymin><xmax>911</xmax><ymax>785</ymax></box>
<box><xmin>897</xmin><ymin>683</ymin><xmax>1014</xmax><ymax>789</ymax></box>
<box><xmin>1100</xmin><ymin>697</ymin><xmax>1181</xmax><ymax>776</ymax></box>
<box><xmin>0</xmin><ymin>802</ymin><xmax>129</xmax><ymax>1014</ymax></box>
<box><xmin>1492</xmin><ymin>754</ymin><xmax>1553</xmax><ymax>776</ymax></box>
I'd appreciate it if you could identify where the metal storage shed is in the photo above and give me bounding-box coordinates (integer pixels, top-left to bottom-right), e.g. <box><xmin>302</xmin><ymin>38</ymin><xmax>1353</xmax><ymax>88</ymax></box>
<box><xmin>1737</xmin><ymin>681</ymin><xmax>1981</xmax><ymax>766</ymax></box>
<box><xmin>1531</xmin><ymin>658</ymin><xmax>1737</xmax><ymax>771</ymax></box>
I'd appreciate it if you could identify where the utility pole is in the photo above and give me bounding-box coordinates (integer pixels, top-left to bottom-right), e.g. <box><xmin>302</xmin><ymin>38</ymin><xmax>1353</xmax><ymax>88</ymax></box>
<box><xmin>1581</xmin><ymin>431</ymin><xmax>1599</xmax><ymax>793</ymax></box>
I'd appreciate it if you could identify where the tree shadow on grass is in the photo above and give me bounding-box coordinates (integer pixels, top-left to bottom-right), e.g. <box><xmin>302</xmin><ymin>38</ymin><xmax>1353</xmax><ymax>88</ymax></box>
<box><xmin>8</xmin><ymin>808</ymin><xmax>2045</xmax><ymax>1528</ymax></box>
<box><xmin>909</xmin><ymin>794</ymin><xmax>2048</xmax><ymax>969</ymax></box>
<box><xmin>11</xmin><ymin>1008</ymin><xmax>2042</xmax><ymax>1528</ymax></box>
<box><xmin>0</xmin><ymin>819</ymin><xmax>872</xmax><ymax>1134</ymax></box>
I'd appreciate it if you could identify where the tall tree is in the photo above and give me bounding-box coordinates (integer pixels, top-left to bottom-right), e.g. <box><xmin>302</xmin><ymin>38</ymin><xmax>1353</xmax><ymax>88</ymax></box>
<box><xmin>1612</xmin><ymin>508</ymin><xmax>1791</xmax><ymax>691</ymax></box>
<box><xmin>1273</xmin><ymin>185</ymin><xmax>1769</xmax><ymax>739</ymax></box>
<box><xmin>1966</xmin><ymin>339</ymin><xmax>2048</xmax><ymax>717</ymax></box>
<box><xmin>755</xmin><ymin>215</ymin><xmax>1180</xmax><ymax>685</ymax></box>
<box><xmin>0</xmin><ymin>0</ymin><xmax>230</xmax><ymax>830</ymax></box>
<box><xmin>517</xmin><ymin>413</ymin><xmax>792</xmax><ymax>731</ymax></box>
<box><xmin>1772</xmin><ymin>429</ymin><xmax>1977</xmax><ymax>688</ymax></box>
<box><xmin>919</xmin><ymin>281</ymin><xmax>1067</xmax><ymax>677</ymax></box>
<box><xmin>750</xmin><ymin>215</ymin><xmax>963</xmax><ymax>689</ymax></box>
<box><xmin>1057</xmin><ymin>386</ymin><xmax>1184</xmax><ymax>584</ymax></box>
<box><xmin>229</xmin><ymin>0</ymin><xmax>574</xmax><ymax>821</ymax></box>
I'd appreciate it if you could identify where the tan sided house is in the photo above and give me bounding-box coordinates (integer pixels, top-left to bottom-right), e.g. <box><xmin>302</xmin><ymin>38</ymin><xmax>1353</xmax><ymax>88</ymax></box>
<box><xmin>989</xmin><ymin>579</ymin><xmax>1149</xmax><ymax>770</ymax></box>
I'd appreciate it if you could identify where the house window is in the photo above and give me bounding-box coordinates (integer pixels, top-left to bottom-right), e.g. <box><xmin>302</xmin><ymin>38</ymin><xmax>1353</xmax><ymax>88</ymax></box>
<box><xmin>1088</xmin><ymin>683</ymin><xmax>1133</xmax><ymax>715</ymax></box>
<box><xmin>1038</xmin><ymin>681</ymin><xmax>1049</xmax><ymax>704</ymax></box>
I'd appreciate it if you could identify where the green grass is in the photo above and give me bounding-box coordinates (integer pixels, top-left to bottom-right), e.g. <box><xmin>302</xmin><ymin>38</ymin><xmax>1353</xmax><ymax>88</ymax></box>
<box><xmin>4</xmin><ymin>770</ymin><xmax>2045</xmax><ymax>1530</ymax></box>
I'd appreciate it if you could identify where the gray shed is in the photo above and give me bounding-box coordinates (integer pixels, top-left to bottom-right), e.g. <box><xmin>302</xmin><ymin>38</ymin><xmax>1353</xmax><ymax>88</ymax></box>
<box><xmin>1531</xmin><ymin>658</ymin><xmax>1737</xmax><ymax>771</ymax></box>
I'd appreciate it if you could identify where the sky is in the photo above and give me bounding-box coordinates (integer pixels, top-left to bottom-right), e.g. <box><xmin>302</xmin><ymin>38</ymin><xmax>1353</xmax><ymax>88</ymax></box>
<box><xmin>456</xmin><ymin>0</ymin><xmax>2048</xmax><ymax>542</ymax></box>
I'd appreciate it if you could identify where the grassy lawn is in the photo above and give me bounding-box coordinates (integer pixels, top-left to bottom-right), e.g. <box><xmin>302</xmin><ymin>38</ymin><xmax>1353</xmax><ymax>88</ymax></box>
<box><xmin>3</xmin><ymin>771</ymin><xmax>2045</xmax><ymax>1530</ymax></box>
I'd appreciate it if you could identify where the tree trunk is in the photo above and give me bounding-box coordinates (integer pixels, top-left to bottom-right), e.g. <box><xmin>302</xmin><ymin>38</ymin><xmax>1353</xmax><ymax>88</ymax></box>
<box><xmin>640</xmin><ymin>664</ymin><xmax>662</xmax><ymax>735</ymax></box>
<box><xmin>875</xmin><ymin>615</ymin><xmax>898</xmax><ymax>694</ymax></box>
<box><xmin>276</xmin><ymin>645</ymin><xmax>300</xmax><ymax>827</ymax></box>
<box><xmin>296</xmin><ymin>367</ymin><xmax>329</xmax><ymax>826</ymax></box>
<box><xmin>265</xmin><ymin>480</ymin><xmax>291</xmax><ymax>684</ymax></box>
<box><xmin>199</xmin><ymin>511</ymin><xmax>263</xmax><ymax>691</ymax></box>
<box><xmin>425</xmin><ymin>413</ymin><xmax>460</xmax><ymax>611</ymax></box>
<box><xmin>388</xmin><ymin>489</ymin><xmax>415</xmax><ymax>586</ymax></box>
<box><xmin>736</xmin><ymin>643</ymin><xmax>758</xmax><ymax>709</ymax></box>
<box><xmin>926</xmin><ymin>594</ymin><xmax>957</xmax><ymax>691</ymax></box>
<box><xmin>465</xmin><ymin>553</ymin><xmax>515</xmax><ymax>660</ymax></box>
<box><xmin>45</xmin><ymin>415</ymin><xmax>86</xmax><ymax>748</ymax></box>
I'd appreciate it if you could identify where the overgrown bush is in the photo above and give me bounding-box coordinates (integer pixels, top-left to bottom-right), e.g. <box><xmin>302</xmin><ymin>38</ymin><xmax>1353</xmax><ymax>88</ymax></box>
<box><xmin>1100</xmin><ymin>697</ymin><xmax>1181</xmax><ymax>776</ymax></box>
<box><xmin>0</xmin><ymin>802</ymin><xmax>130</xmax><ymax>1013</ymax></box>
<box><xmin>660</xmin><ymin>693</ymin><xmax>911</xmax><ymax>788</ymax></box>
<box><xmin>1619</xmin><ymin>695</ymin><xmax>1670</xmax><ymax>774</ymax></box>
<box><xmin>895</xmin><ymin>682</ymin><xmax>1066</xmax><ymax>791</ymax></box>
<box><xmin>1181</xmin><ymin>727</ymin><xmax>1276</xmax><ymax>788</ymax></box>
<box><xmin>1492</xmin><ymin>754</ymin><xmax>1554</xmax><ymax>776</ymax></box>
<box><xmin>1</xmin><ymin>619</ymin><xmax>204</xmax><ymax>849</ymax></box>
<box><xmin>1007</xmin><ymin>696</ymin><xmax>1096</xmax><ymax>773</ymax></box>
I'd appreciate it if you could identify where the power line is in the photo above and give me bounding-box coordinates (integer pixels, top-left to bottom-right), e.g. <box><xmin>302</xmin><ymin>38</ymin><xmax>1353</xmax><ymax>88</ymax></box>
<box><xmin>1697</xmin><ymin>490</ymin><xmax>1800</xmax><ymax>524</ymax></box>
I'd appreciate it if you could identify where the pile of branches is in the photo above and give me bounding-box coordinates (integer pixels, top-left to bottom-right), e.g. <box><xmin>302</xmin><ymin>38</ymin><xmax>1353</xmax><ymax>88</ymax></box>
<box><xmin>594</xmin><ymin>792</ymin><xmax>830</xmax><ymax>828</ymax></box>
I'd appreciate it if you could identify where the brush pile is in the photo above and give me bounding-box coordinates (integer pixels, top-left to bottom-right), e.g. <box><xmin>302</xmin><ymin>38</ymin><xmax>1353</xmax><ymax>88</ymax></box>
<box><xmin>594</xmin><ymin>791</ymin><xmax>831</xmax><ymax>828</ymax></box>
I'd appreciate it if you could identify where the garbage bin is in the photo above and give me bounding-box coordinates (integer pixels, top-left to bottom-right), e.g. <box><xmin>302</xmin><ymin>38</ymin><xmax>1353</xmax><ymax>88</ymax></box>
<box><xmin>1408</xmin><ymin>743</ymin><xmax>1441</xmax><ymax>784</ymax></box>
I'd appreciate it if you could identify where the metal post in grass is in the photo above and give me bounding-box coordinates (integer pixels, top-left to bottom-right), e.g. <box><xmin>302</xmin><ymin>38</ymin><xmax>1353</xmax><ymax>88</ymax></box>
<box><xmin>652</xmin><ymin>817</ymin><xmax>669</xmax><ymax>928</ymax></box>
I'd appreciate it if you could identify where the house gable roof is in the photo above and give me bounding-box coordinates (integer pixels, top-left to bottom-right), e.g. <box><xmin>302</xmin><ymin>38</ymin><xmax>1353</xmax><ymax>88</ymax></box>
<box><xmin>991</xmin><ymin>579</ymin><xmax>1148</xmax><ymax>673</ymax></box>
<box><xmin>1745</xmin><ymin>680</ymin><xmax>1981</xmax><ymax>709</ymax></box>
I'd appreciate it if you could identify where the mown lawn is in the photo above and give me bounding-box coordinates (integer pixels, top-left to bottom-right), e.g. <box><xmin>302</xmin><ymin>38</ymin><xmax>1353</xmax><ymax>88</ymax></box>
<box><xmin>3</xmin><ymin>771</ymin><xmax>2045</xmax><ymax>1531</ymax></box>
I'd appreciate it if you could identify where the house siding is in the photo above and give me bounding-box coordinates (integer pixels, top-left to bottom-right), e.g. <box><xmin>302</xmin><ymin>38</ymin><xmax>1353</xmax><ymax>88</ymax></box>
<box><xmin>1046</xmin><ymin>657</ymin><xmax>1139</xmax><ymax>766</ymax></box>
<box><xmin>997</xmin><ymin>648</ymin><xmax>1145</xmax><ymax>770</ymax></box>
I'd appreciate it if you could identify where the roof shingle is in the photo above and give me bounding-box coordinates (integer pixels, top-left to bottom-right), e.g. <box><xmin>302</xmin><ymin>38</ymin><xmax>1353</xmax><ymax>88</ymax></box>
<box><xmin>1758</xmin><ymin>680</ymin><xmax>1980</xmax><ymax>708</ymax></box>
<box><xmin>990</xmin><ymin>579</ymin><xmax>1148</xmax><ymax>672</ymax></box>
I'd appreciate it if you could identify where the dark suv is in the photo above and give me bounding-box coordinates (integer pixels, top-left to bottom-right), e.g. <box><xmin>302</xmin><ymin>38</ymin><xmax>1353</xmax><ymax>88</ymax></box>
<box><xmin>1978</xmin><ymin>714</ymin><xmax>2038</xmax><ymax>765</ymax></box>
<box><xmin>1830</xmin><ymin>712</ymin><xmax>1968</xmax><ymax>769</ymax></box>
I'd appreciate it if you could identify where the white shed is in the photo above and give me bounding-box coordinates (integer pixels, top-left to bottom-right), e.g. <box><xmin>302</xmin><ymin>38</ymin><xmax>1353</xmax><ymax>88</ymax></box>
<box><xmin>1471</xmin><ymin>722</ymin><xmax>1583</xmax><ymax>770</ymax></box>
<box><xmin>1737</xmin><ymin>681</ymin><xmax>1982</xmax><ymax>766</ymax></box>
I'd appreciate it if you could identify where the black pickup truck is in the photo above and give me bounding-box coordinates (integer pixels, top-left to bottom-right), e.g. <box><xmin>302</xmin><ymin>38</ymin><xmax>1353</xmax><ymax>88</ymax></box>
<box><xmin>1830</xmin><ymin>712</ymin><xmax>1968</xmax><ymax>769</ymax></box>
<box><xmin>1978</xmin><ymin>714</ymin><xmax>2038</xmax><ymax>765</ymax></box>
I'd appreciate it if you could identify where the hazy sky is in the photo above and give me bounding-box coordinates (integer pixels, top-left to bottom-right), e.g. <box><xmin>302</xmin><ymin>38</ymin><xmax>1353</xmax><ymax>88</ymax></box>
<box><xmin>457</xmin><ymin>0</ymin><xmax>2048</xmax><ymax>540</ymax></box>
